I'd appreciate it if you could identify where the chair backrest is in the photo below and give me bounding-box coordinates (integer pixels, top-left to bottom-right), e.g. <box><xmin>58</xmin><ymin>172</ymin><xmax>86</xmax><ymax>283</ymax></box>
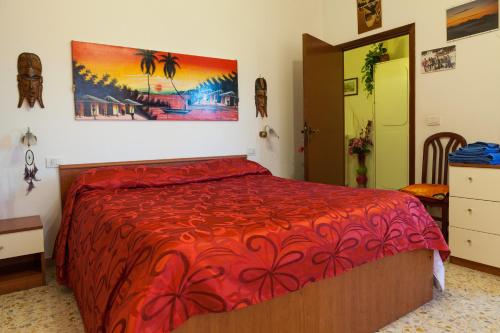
<box><xmin>422</xmin><ymin>132</ymin><xmax>467</xmax><ymax>185</ymax></box>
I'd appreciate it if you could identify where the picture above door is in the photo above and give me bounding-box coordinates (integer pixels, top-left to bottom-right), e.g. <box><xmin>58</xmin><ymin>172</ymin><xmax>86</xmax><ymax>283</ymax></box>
<box><xmin>357</xmin><ymin>0</ymin><xmax>383</xmax><ymax>34</ymax></box>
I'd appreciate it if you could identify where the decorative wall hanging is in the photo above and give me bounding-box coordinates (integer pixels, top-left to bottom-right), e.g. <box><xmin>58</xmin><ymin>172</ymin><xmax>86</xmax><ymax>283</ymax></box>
<box><xmin>71</xmin><ymin>41</ymin><xmax>238</xmax><ymax>121</ymax></box>
<box><xmin>21</xmin><ymin>128</ymin><xmax>40</xmax><ymax>194</ymax></box>
<box><xmin>17</xmin><ymin>53</ymin><xmax>45</xmax><ymax>108</ymax></box>
<box><xmin>447</xmin><ymin>0</ymin><xmax>498</xmax><ymax>41</ymax></box>
<box><xmin>421</xmin><ymin>46</ymin><xmax>457</xmax><ymax>74</ymax></box>
<box><xmin>255</xmin><ymin>77</ymin><xmax>267</xmax><ymax>118</ymax></box>
<box><xmin>344</xmin><ymin>78</ymin><xmax>358</xmax><ymax>96</ymax></box>
<box><xmin>357</xmin><ymin>0</ymin><xmax>382</xmax><ymax>34</ymax></box>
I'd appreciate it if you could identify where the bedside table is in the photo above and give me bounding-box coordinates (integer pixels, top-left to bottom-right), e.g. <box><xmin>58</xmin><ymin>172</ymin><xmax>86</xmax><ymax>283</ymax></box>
<box><xmin>0</xmin><ymin>216</ymin><xmax>46</xmax><ymax>295</ymax></box>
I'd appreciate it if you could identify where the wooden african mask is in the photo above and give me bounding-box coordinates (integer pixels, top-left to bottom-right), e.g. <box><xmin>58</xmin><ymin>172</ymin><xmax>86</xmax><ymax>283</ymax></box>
<box><xmin>255</xmin><ymin>77</ymin><xmax>267</xmax><ymax>118</ymax></box>
<box><xmin>17</xmin><ymin>53</ymin><xmax>45</xmax><ymax>108</ymax></box>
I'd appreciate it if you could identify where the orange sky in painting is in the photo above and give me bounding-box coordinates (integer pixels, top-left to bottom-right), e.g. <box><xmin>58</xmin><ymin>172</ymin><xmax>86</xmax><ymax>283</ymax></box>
<box><xmin>72</xmin><ymin>41</ymin><xmax>237</xmax><ymax>93</ymax></box>
<box><xmin>447</xmin><ymin>0</ymin><xmax>498</xmax><ymax>28</ymax></box>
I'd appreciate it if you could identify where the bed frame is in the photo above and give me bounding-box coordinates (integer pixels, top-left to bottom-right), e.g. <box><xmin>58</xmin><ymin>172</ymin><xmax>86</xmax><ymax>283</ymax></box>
<box><xmin>58</xmin><ymin>155</ymin><xmax>434</xmax><ymax>333</ymax></box>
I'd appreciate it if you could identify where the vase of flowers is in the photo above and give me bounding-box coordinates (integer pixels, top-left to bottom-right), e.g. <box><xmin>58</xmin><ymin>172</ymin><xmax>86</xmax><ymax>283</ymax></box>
<box><xmin>348</xmin><ymin>120</ymin><xmax>373</xmax><ymax>188</ymax></box>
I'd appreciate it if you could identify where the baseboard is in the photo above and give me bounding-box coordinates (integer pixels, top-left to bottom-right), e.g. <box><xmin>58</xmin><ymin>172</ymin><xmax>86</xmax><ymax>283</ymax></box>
<box><xmin>450</xmin><ymin>257</ymin><xmax>500</xmax><ymax>276</ymax></box>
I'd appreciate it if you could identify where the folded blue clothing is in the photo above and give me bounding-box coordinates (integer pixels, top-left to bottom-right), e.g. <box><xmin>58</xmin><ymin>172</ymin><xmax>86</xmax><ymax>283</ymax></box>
<box><xmin>449</xmin><ymin>141</ymin><xmax>500</xmax><ymax>164</ymax></box>
<box><xmin>449</xmin><ymin>158</ymin><xmax>500</xmax><ymax>164</ymax></box>
<box><xmin>467</xmin><ymin>142</ymin><xmax>500</xmax><ymax>149</ymax></box>
<box><xmin>454</xmin><ymin>147</ymin><xmax>500</xmax><ymax>156</ymax></box>
<box><xmin>449</xmin><ymin>152</ymin><xmax>500</xmax><ymax>164</ymax></box>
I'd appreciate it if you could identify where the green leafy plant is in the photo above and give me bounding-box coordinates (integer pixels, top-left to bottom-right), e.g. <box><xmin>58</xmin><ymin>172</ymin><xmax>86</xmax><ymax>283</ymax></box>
<box><xmin>361</xmin><ymin>43</ymin><xmax>388</xmax><ymax>95</ymax></box>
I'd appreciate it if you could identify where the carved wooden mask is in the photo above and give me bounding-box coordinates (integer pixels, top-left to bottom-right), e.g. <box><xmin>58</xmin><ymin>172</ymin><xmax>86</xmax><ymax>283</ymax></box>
<box><xmin>17</xmin><ymin>53</ymin><xmax>45</xmax><ymax>108</ymax></box>
<box><xmin>255</xmin><ymin>77</ymin><xmax>267</xmax><ymax>118</ymax></box>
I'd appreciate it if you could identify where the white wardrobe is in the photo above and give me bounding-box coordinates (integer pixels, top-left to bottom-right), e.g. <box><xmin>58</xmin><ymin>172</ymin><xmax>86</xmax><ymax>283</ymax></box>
<box><xmin>373</xmin><ymin>58</ymin><xmax>410</xmax><ymax>190</ymax></box>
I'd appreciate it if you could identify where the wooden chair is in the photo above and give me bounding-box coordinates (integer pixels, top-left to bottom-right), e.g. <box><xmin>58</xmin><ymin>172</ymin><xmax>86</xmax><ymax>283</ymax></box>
<box><xmin>403</xmin><ymin>132</ymin><xmax>467</xmax><ymax>242</ymax></box>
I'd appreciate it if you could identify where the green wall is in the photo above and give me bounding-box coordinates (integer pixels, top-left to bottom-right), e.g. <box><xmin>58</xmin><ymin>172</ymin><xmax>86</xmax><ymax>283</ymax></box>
<box><xmin>344</xmin><ymin>35</ymin><xmax>409</xmax><ymax>188</ymax></box>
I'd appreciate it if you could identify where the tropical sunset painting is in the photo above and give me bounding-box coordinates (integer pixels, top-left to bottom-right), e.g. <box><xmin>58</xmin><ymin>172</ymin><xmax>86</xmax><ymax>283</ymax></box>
<box><xmin>71</xmin><ymin>41</ymin><xmax>238</xmax><ymax>121</ymax></box>
<box><xmin>447</xmin><ymin>0</ymin><xmax>499</xmax><ymax>41</ymax></box>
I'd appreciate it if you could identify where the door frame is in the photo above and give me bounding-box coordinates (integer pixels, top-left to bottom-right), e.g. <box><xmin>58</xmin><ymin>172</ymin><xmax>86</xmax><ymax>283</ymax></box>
<box><xmin>338</xmin><ymin>23</ymin><xmax>416</xmax><ymax>185</ymax></box>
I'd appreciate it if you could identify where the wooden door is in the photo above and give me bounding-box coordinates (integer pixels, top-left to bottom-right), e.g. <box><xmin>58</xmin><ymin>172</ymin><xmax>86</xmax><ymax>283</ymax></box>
<box><xmin>302</xmin><ymin>34</ymin><xmax>345</xmax><ymax>185</ymax></box>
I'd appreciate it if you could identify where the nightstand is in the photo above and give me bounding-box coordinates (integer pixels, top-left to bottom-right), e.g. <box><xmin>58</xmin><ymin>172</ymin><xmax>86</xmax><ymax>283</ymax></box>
<box><xmin>0</xmin><ymin>215</ymin><xmax>46</xmax><ymax>294</ymax></box>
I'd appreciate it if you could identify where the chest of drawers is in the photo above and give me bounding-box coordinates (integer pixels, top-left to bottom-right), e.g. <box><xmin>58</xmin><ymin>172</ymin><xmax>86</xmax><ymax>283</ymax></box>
<box><xmin>449</xmin><ymin>164</ymin><xmax>500</xmax><ymax>275</ymax></box>
<box><xmin>0</xmin><ymin>216</ymin><xmax>46</xmax><ymax>294</ymax></box>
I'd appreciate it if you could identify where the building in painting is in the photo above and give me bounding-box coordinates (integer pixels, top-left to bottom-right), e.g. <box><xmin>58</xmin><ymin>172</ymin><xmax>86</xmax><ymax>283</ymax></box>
<box><xmin>190</xmin><ymin>89</ymin><xmax>238</xmax><ymax>107</ymax></box>
<box><xmin>75</xmin><ymin>95</ymin><xmax>142</xmax><ymax>118</ymax></box>
<box><xmin>220</xmin><ymin>91</ymin><xmax>238</xmax><ymax>107</ymax></box>
<box><xmin>75</xmin><ymin>95</ymin><xmax>109</xmax><ymax>118</ymax></box>
<box><xmin>123</xmin><ymin>99</ymin><xmax>142</xmax><ymax>114</ymax></box>
<box><xmin>104</xmin><ymin>96</ymin><xmax>125</xmax><ymax>116</ymax></box>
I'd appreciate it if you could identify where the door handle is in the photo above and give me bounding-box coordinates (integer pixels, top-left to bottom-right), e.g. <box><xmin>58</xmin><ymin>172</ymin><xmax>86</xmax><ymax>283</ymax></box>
<box><xmin>309</xmin><ymin>128</ymin><xmax>320</xmax><ymax>134</ymax></box>
<box><xmin>302</xmin><ymin>122</ymin><xmax>320</xmax><ymax>146</ymax></box>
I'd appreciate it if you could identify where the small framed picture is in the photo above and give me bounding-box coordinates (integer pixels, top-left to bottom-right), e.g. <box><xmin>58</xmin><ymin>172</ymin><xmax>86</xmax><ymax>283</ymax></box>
<box><xmin>344</xmin><ymin>78</ymin><xmax>358</xmax><ymax>96</ymax></box>
<box><xmin>421</xmin><ymin>46</ymin><xmax>456</xmax><ymax>74</ymax></box>
<box><xmin>447</xmin><ymin>0</ymin><xmax>498</xmax><ymax>42</ymax></box>
<box><xmin>357</xmin><ymin>0</ymin><xmax>382</xmax><ymax>34</ymax></box>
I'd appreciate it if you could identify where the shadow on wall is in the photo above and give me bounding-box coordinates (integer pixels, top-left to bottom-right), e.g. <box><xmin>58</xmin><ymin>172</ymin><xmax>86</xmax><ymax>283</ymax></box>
<box><xmin>0</xmin><ymin>132</ymin><xmax>25</xmax><ymax>218</ymax></box>
<box><xmin>292</xmin><ymin>60</ymin><xmax>304</xmax><ymax>180</ymax></box>
<box><xmin>44</xmin><ymin>194</ymin><xmax>62</xmax><ymax>256</ymax></box>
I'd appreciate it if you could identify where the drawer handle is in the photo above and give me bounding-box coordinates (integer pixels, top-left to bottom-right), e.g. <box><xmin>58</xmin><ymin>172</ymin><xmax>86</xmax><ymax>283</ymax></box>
<box><xmin>468</xmin><ymin>177</ymin><xmax>473</xmax><ymax>182</ymax></box>
<box><xmin>467</xmin><ymin>239</ymin><xmax>472</xmax><ymax>245</ymax></box>
<box><xmin>467</xmin><ymin>208</ymin><xmax>473</xmax><ymax>214</ymax></box>
<box><xmin>0</xmin><ymin>245</ymin><xmax>3</xmax><ymax>251</ymax></box>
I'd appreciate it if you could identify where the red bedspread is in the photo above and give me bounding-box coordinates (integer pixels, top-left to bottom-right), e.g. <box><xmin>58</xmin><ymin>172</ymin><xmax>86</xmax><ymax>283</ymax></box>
<box><xmin>54</xmin><ymin>158</ymin><xmax>449</xmax><ymax>333</ymax></box>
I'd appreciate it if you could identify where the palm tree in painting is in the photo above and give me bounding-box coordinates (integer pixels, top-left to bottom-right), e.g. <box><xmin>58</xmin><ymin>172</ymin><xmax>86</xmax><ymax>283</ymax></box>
<box><xmin>84</xmin><ymin>69</ymin><xmax>92</xmax><ymax>80</ymax></box>
<box><xmin>109</xmin><ymin>78</ymin><xmax>118</xmax><ymax>88</ymax></box>
<box><xmin>97</xmin><ymin>73</ymin><xmax>110</xmax><ymax>87</ymax></box>
<box><xmin>89</xmin><ymin>74</ymin><xmax>98</xmax><ymax>84</ymax></box>
<box><xmin>135</xmin><ymin>49</ymin><xmax>159</xmax><ymax>109</ymax></box>
<box><xmin>159</xmin><ymin>53</ymin><xmax>185</xmax><ymax>106</ymax></box>
<box><xmin>72</xmin><ymin>61</ymin><xmax>85</xmax><ymax>77</ymax></box>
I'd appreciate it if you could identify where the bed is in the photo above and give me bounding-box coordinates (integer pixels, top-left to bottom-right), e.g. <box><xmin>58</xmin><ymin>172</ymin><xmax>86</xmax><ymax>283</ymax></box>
<box><xmin>54</xmin><ymin>155</ymin><xmax>449</xmax><ymax>333</ymax></box>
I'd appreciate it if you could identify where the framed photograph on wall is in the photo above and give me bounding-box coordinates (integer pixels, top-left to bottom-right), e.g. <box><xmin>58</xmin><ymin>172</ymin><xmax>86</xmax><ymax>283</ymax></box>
<box><xmin>447</xmin><ymin>0</ymin><xmax>499</xmax><ymax>41</ymax></box>
<box><xmin>421</xmin><ymin>46</ymin><xmax>457</xmax><ymax>74</ymax></box>
<box><xmin>357</xmin><ymin>0</ymin><xmax>382</xmax><ymax>34</ymax></box>
<box><xmin>344</xmin><ymin>78</ymin><xmax>359</xmax><ymax>96</ymax></box>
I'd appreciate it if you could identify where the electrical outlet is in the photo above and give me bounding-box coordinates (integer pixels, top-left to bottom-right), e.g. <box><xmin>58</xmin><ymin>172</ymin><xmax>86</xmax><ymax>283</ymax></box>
<box><xmin>425</xmin><ymin>115</ymin><xmax>441</xmax><ymax>126</ymax></box>
<box><xmin>246</xmin><ymin>148</ymin><xmax>256</xmax><ymax>156</ymax></box>
<box><xmin>45</xmin><ymin>157</ymin><xmax>64</xmax><ymax>168</ymax></box>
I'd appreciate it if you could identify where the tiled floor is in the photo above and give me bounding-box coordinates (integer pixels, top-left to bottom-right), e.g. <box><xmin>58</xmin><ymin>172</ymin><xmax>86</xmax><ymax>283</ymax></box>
<box><xmin>1</xmin><ymin>263</ymin><xmax>499</xmax><ymax>333</ymax></box>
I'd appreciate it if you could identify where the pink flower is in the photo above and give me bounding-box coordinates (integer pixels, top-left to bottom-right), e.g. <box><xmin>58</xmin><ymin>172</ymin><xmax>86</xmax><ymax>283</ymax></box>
<box><xmin>348</xmin><ymin>121</ymin><xmax>373</xmax><ymax>156</ymax></box>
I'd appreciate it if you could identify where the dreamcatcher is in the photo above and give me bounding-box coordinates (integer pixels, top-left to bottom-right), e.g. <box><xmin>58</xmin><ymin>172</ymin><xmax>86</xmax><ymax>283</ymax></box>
<box><xmin>22</xmin><ymin>128</ymin><xmax>40</xmax><ymax>194</ymax></box>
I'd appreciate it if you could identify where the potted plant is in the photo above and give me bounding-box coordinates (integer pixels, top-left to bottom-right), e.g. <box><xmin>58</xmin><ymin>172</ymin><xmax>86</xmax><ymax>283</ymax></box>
<box><xmin>348</xmin><ymin>120</ymin><xmax>373</xmax><ymax>188</ymax></box>
<box><xmin>361</xmin><ymin>43</ymin><xmax>388</xmax><ymax>95</ymax></box>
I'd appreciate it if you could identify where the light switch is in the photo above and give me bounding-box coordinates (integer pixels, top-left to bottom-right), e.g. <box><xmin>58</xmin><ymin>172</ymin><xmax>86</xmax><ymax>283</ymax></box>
<box><xmin>425</xmin><ymin>115</ymin><xmax>441</xmax><ymax>126</ymax></box>
<box><xmin>45</xmin><ymin>157</ymin><xmax>64</xmax><ymax>168</ymax></box>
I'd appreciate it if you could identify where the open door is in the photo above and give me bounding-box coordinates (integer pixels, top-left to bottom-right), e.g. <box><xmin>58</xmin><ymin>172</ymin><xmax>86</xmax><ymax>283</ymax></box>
<box><xmin>302</xmin><ymin>34</ymin><xmax>345</xmax><ymax>185</ymax></box>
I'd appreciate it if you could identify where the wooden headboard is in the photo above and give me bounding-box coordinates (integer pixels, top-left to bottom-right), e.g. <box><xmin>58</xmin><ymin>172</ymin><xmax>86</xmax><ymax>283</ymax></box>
<box><xmin>58</xmin><ymin>155</ymin><xmax>247</xmax><ymax>208</ymax></box>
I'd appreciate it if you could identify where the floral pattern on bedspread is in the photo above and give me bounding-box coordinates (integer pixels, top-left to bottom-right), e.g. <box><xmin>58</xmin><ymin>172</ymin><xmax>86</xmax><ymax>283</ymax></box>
<box><xmin>54</xmin><ymin>158</ymin><xmax>450</xmax><ymax>333</ymax></box>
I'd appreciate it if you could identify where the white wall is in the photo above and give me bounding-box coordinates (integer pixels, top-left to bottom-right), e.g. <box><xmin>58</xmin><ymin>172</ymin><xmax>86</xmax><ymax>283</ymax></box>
<box><xmin>0</xmin><ymin>0</ymin><xmax>324</xmax><ymax>255</ymax></box>
<box><xmin>325</xmin><ymin>0</ymin><xmax>500</xmax><ymax>182</ymax></box>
